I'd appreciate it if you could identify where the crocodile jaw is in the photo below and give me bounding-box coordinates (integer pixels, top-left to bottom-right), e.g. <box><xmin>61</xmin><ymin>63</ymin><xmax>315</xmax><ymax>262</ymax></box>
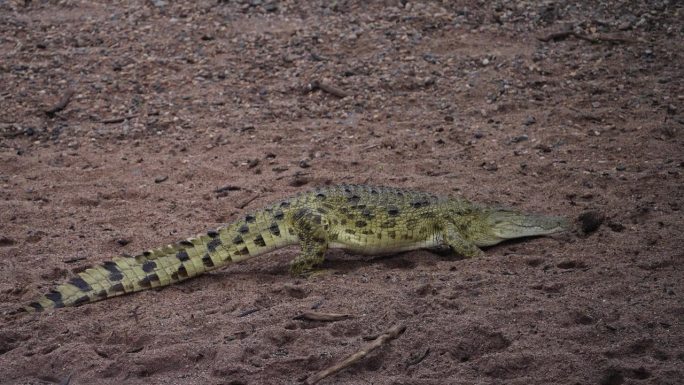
<box><xmin>474</xmin><ymin>209</ymin><xmax>570</xmax><ymax>247</ymax></box>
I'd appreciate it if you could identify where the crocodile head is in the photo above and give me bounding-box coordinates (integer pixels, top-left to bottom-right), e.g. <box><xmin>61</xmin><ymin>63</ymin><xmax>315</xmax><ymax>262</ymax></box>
<box><xmin>471</xmin><ymin>208</ymin><xmax>570</xmax><ymax>247</ymax></box>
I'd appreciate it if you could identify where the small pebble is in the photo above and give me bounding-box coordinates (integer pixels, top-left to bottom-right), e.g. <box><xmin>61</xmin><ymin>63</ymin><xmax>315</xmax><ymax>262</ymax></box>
<box><xmin>116</xmin><ymin>239</ymin><xmax>131</xmax><ymax>246</ymax></box>
<box><xmin>154</xmin><ymin>175</ymin><xmax>168</xmax><ymax>183</ymax></box>
<box><xmin>482</xmin><ymin>161</ymin><xmax>498</xmax><ymax>172</ymax></box>
<box><xmin>608</xmin><ymin>222</ymin><xmax>625</xmax><ymax>232</ymax></box>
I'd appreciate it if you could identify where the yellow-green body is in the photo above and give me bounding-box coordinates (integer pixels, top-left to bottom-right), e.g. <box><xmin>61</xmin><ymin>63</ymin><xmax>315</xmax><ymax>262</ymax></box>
<box><xmin>25</xmin><ymin>185</ymin><xmax>568</xmax><ymax>312</ymax></box>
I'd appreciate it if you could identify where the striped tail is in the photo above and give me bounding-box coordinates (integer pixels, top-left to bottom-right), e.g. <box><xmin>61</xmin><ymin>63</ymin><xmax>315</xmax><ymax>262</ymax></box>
<box><xmin>23</xmin><ymin>208</ymin><xmax>294</xmax><ymax>312</ymax></box>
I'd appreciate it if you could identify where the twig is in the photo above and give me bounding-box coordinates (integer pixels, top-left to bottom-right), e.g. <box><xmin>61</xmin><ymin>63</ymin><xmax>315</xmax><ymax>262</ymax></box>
<box><xmin>276</xmin><ymin>172</ymin><xmax>310</xmax><ymax>181</ymax></box>
<box><xmin>308</xmin><ymin>80</ymin><xmax>349</xmax><ymax>98</ymax></box>
<box><xmin>303</xmin><ymin>324</ymin><xmax>406</xmax><ymax>385</ymax></box>
<box><xmin>45</xmin><ymin>89</ymin><xmax>74</xmax><ymax>116</ymax></box>
<box><xmin>214</xmin><ymin>185</ymin><xmax>242</xmax><ymax>198</ymax></box>
<box><xmin>101</xmin><ymin>114</ymin><xmax>138</xmax><ymax>124</ymax></box>
<box><xmin>537</xmin><ymin>30</ymin><xmax>574</xmax><ymax>42</ymax></box>
<box><xmin>236</xmin><ymin>194</ymin><xmax>260</xmax><ymax>209</ymax></box>
<box><xmin>238</xmin><ymin>308</ymin><xmax>259</xmax><ymax>317</ymax></box>
<box><xmin>293</xmin><ymin>312</ymin><xmax>351</xmax><ymax>322</ymax></box>
<box><xmin>64</xmin><ymin>256</ymin><xmax>87</xmax><ymax>264</ymax></box>
<box><xmin>537</xmin><ymin>30</ymin><xmax>636</xmax><ymax>44</ymax></box>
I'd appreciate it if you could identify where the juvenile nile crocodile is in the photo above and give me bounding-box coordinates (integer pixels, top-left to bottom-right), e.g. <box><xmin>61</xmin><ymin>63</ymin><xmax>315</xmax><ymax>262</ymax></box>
<box><xmin>24</xmin><ymin>184</ymin><xmax>569</xmax><ymax>312</ymax></box>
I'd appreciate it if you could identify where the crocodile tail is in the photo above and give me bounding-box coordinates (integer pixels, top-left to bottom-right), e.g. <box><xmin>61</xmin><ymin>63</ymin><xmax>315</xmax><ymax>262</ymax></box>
<box><xmin>23</xmin><ymin>208</ymin><xmax>294</xmax><ymax>312</ymax></box>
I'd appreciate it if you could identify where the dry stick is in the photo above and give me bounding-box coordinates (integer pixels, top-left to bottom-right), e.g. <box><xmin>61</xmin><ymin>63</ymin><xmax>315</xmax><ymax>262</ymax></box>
<box><xmin>45</xmin><ymin>89</ymin><xmax>74</xmax><ymax>116</ymax></box>
<box><xmin>579</xmin><ymin>34</ymin><xmax>637</xmax><ymax>44</ymax></box>
<box><xmin>64</xmin><ymin>256</ymin><xmax>87</xmax><ymax>264</ymax></box>
<box><xmin>537</xmin><ymin>30</ymin><xmax>636</xmax><ymax>44</ymax></box>
<box><xmin>304</xmin><ymin>324</ymin><xmax>406</xmax><ymax>385</ymax></box>
<box><xmin>236</xmin><ymin>194</ymin><xmax>260</xmax><ymax>209</ymax></box>
<box><xmin>275</xmin><ymin>172</ymin><xmax>310</xmax><ymax>181</ymax></box>
<box><xmin>101</xmin><ymin>114</ymin><xmax>138</xmax><ymax>124</ymax></box>
<box><xmin>308</xmin><ymin>80</ymin><xmax>349</xmax><ymax>98</ymax></box>
<box><xmin>238</xmin><ymin>308</ymin><xmax>259</xmax><ymax>317</ymax></box>
<box><xmin>293</xmin><ymin>312</ymin><xmax>351</xmax><ymax>322</ymax></box>
<box><xmin>536</xmin><ymin>30</ymin><xmax>574</xmax><ymax>42</ymax></box>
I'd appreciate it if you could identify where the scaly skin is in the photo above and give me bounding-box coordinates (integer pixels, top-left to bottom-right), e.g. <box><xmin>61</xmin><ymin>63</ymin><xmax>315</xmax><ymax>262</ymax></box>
<box><xmin>24</xmin><ymin>185</ymin><xmax>569</xmax><ymax>312</ymax></box>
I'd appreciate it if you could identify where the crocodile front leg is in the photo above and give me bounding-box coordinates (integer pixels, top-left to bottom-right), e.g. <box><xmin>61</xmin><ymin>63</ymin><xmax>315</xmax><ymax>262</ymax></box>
<box><xmin>443</xmin><ymin>223</ymin><xmax>484</xmax><ymax>258</ymax></box>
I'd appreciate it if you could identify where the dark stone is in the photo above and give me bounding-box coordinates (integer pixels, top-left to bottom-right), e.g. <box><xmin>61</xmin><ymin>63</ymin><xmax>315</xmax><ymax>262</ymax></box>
<box><xmin>579</xmin><ymin>211</ymin><xmax>604</xmax><ymax>234</ymax></box>
<box><xmin>116</xmin><ymin>238</ymin><xmax>130</xmax><ymax>246</ymax></box>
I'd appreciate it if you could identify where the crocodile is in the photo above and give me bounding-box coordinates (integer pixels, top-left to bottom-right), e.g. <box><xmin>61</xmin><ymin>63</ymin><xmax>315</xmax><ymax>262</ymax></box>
<box><xmin>23</xmin><ymin>184</ymin><xmax>569</xmax><ymax>312</ymax></box>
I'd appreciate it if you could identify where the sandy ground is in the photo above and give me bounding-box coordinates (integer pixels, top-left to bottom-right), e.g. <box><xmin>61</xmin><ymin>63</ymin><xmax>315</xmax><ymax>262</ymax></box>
<box><xmin>0</xmin><ymin>1</ymin><xmax>682</xmax><ymax>384</ymax></box>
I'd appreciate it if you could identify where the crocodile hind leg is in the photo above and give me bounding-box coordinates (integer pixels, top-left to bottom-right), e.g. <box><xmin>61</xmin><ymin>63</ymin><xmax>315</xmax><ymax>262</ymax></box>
<box><xmin>289</xmin><ymin>208</ymin><xmax>329</xmax><ymax>276</ymax></box>
<box><xmin>444</xmin><ymin>223</ymin><xmax>484</xmax><ymax>258</ymax></box>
